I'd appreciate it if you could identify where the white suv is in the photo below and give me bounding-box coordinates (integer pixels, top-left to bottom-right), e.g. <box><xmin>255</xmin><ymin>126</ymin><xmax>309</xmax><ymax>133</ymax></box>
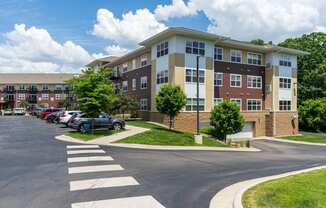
<box><xmin>59</xmin><ymin>111</ymin><xmax>81</xmax><ymax>126</ymax></box>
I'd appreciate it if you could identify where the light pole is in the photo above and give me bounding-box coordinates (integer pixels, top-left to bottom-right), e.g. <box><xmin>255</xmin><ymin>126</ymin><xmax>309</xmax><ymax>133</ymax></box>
<box><xmin>195</xmin><ymin>55</ymin><xmax>203</xmax><ymax>144</ymax></box>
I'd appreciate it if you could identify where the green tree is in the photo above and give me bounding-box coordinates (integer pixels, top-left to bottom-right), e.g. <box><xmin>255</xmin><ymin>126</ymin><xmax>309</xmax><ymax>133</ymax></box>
<box><xmin>278</xmin><ymin>32</ymin><xmax>326</xmax><ymax>104</ymax></box>
<box><xmin>299</xmin><ymin>98</ymin><xmax>326</xmax><ymax>132</ymax></box>
<box><xmin>155</xmin><ymin>84</ymin><xmax>187</xmax><ymax>130</ymax></box>
<box><xmin>210</xmin><ymin>100</ymin><xmax>245</xmax><ymax>142</ymax></box>
<box><xmin>115</xmin><ymin>95</ymin><xmax>138</xmax><ymax>119</ymax></box>
<box><xmin>250</xmin><ymin>39</ymin><xmax>266</xmax><ymax>45</ymax></box>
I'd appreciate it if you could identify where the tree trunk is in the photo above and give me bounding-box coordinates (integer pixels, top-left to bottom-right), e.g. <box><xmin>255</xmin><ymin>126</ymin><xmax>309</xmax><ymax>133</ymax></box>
<box><xmin>223</xmin><ymin>134</ymin><xmax>227</xmax><ymax>143</ymax></box>
<box><xmin>169</xmin><ymin>115</ymin><xmax>172</xmax><ymax>130</ymax></box>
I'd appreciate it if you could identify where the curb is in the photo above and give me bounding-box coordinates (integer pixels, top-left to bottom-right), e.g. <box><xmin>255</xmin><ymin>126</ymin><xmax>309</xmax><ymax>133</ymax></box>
<box><xmin>209</xmin><ymin>165</ymin><xmax>326</xmax><ymax>208</ymax></box>
<box><xmin>255</xmin><ymin>137</ymin><xmax>326</xmax><ymax>147</ymax></box>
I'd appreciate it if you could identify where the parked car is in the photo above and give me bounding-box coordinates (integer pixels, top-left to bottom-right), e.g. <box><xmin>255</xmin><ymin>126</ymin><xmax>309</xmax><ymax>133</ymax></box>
<box><xmin>59</xmin><ymin>111</ymin><xmax>81</xmax><ymax>126</ymax></box>
<box><xmin>70</xmin><ymin>112</ymin><xmax>125</xmax><ymax>133</ymax></box>
<box><xmin>39</xmin><ymin>108</ymin><xmax>63</xmax><ymax>119</ymax></box>
<box><xmin>67</xmin><ymin>113</ymin><xmax>84</xmax><ymax>128</ymax></box>
<box><xmin>3</xmin><ymin>109</ymin><xmax>13</xmax><ymax>115</ymax></box>
<box><xmin>30</xmin><ymin>108</ymin><xmax>42</xmax><ymax>117</ymax></box>
<box><xmin>13</xmin><ymin>108</ymin><xmax>26</xmax><ymax>116</ymax></box>
<box><xmin>46</xmin><ymin>111</ymin><xmax>64</xmax><ymax>123</ymax></box>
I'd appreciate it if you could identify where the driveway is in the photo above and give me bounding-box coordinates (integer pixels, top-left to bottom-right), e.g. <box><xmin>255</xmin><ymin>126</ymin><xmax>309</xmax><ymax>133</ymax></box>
<box><xmin>1</xmin><ymin>116</ymin><xmax>326</xmax><ymax>208</ymax></box>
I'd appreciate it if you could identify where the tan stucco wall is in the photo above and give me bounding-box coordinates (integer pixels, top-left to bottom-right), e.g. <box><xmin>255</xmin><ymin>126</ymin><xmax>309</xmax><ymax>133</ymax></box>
<box><xmin>205</xmin><ymin>57</ymin><xmax>214</xmax><ymax>111</ymax></box>
<box><xmin>151</xmin><ymin>59</ymin><xmax>157</xmax><ymax>111</ymax></box>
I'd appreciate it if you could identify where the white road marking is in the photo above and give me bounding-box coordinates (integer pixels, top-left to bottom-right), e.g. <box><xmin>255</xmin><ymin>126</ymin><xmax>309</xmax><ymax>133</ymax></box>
<box><xmin>67</xmin><ymin>156</ymin><xmax>113</xmax><ymax>163</ymax></box>
<box><xmin>66</xmin><ymin>145</ymin><xmax>100</xmax><ymax>149</ymax></box>
<box><xmin>68</xmin><ymin>165</ymin><xmax>123</xmax><ymax>174</ymax></box>
<box><xmin>70</xmin><ymin>176</ymin><xmax>139</xmax><ymax>191</ymax></box>
<box><xmin>71</xmin><ymin>195</ymin><xmax>165</xmax><ymax>208</ymax></box>
<box><xmin>67</xmin><ymin>149</ymin><xmax>105</xmax><ymax>155</ymax></box>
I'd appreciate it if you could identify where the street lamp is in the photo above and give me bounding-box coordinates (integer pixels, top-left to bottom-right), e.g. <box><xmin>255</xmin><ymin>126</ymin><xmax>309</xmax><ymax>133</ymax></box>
<box><xmin>195</xmin><ymin>55</ymin><xmax>203</xmax><ymax>144</ymax></box>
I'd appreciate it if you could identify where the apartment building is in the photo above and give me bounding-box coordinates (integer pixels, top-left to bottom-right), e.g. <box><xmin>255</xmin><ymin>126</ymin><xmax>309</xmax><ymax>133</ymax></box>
<box><xmin>0</xmin><ymin>73</ymin><xmax>78</xmax><ymax>110</ymax></box>
<box><xmin>97</xmin><ymin>27</ymin><xmax>308</xmax><ymax>137</ymax></box>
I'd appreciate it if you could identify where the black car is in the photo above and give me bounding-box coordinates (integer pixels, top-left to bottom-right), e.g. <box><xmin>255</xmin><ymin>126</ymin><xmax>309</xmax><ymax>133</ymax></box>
<box><xmin>46</xmin><ymin>111</ymin><xmax>64</xmax><ymax>123</ymax></box>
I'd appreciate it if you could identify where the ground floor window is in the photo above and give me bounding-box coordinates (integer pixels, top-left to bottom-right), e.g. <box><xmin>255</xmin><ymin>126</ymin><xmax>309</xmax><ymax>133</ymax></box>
<box><xmin>214</xmin><ymin>98</ymin><xmax>223</xmax><ymax>106</ymax></box>
<box><xmin>140</xmin><ymin>98</ymin><xmax>148</xmax><ymax>111</ymax></box>
<box><xmin>18</xmin><ymin>93</ymin><xmax>25</xmax><ymax>100</ymax></box>
<box><xmin>279</xmin><ymin>100</ymin><xmax>291</xmax><ymax>111</ymax></box>
<box><xmin>186</xmin><ymin>98</ymin><xmax>205</xmax><ymax>111</ymax></box>
<box><xmin>55</xmin><ymin>94</ymin><xmax>62</xmax><ymax>100</ymax></box>
<box><xmin>247</xmin><ymin>99</ymin><xmax>262</xmax><ymax>111</ymax></box>
<box><xmin>230</xmin><ymin>98</ymin><xmax>242</xmax><ymax>110</ymax></box>
<box><xmin>41</xmin><ymin>94</ymin><xmax>49</xmax><ymax>100</ymax></box>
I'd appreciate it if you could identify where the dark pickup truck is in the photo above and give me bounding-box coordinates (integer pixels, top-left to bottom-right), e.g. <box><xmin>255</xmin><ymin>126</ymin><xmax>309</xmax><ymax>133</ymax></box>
<box><xmin>71</xmin><ymin>112</ymin><xmax>125</xmax><ymax>133</ymax></box>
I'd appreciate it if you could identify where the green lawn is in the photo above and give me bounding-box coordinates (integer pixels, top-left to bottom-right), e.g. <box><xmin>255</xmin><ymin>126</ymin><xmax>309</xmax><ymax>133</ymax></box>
<box><xmin>280</xmin><ymin>134</ymin><xmax>326</xmax><ymax>144</ymax></box>
<box><xmin>115</xmin><ymin>120</ymin><xmax>229</xmax><ymax>147</ymax></box>
<box><xmin>243</xmin><ymin>169</ymin><xmax>326</xmax><ymax>208</ymax></box>
<box><xmin>66</xmin><ymin>129</ymin><xmax>121</xmax><ymax>141</ymax></box>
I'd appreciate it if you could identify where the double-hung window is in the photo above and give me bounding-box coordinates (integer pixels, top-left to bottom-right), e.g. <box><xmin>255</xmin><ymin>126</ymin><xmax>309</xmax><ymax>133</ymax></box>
<box><xmin>186</xmin><ymin>98</ymin><xmax>205</xmax><ymax>111</ymax></box>
<box><xmin>122</xmin><ymin>63</ymin><xmax>128</xmax><ymax>73</ymax></box>
<box><xmin>42</xmin><ymin>84</ymin><xmax>49</xmax><ymax>91</ymax></box>
<box><xmin>18</xmin><ymin>93</ymin><xmax>25</xmax><ymax>100</ymax></box>
<box><xmin>279</xmin><ymin>78</ymin><xmax>291</xmax><ymax>89</ymax></box>
<box><xmin>132</xmin><ymin>78</ymin><xmax>136</xmax><ymax>91</ymax></box>
<box><xmin>122</xmin><ymin>81</ymin><xmax>128</xmax><ymax>92</ymax></box>
<box><xmin>247</xmin><ymin>99</ymin><xmax>262</xmax><ymax>111</ymax></box>
<box><xmin>42</xmin><ymin>94</ymin><xmax>49</xmax><ymax>100</ymax></box>
<box><xmin>230</xmin><ymin>50</ymin><xmax>242</xmax><ymax>63</ymax></box>
<box><xmin>140</xmin><ymin>76</ymin><xmax>148</xmax><ymax>89</ymax></box>
<box><xmin>247</xmin><ymin>52</ymin><xmax>262</xmax><ymax>65</ymax></box>
<box><xmin>279</xmin><ymin>55</ymin><xmax>292</xmax><ymax>67</ymax></box>
<box><xmin>157</xmin><ymin>70</ymin><xmax>169</xmax><ymax>84</ymax></box>
<box><xmin>214</xmin><ymin>98</ymin><xmax>223</xmax><ymax>106</ymax></box>
<box><xmin>55</xmin><ymin>94</ymin><xmax>62</xmax><ymax>100</ymax></box>
<box><xmin>279</xmin><ymin>100</ymin><xmax>291</xmax><ymax>111</ymax></box>
<box><xmin>230</xmin><ymin>98</ymin><xmax>242</xmax><ymax>110</ymax></box>
<box><xmin>140</xmin><ymin>54</ymin><xmax>147</xmax><ymax>66</ymax></box>
<box><xmin>157</xmin><ymin>41</ymin><xmax>169</xmax><ymax>58</ymax></box>
<box><xmin>185</xmin><ymin>69</ymin><xmax>205</xmax><ymax>83</ymax></box>
<box><xmin>140</xmin><ymin>99</ymin><xmax>148</xmax><ymax>111</ymax></box>
<box><xmin>230</xmin><ymin>74</ymin><xmax>242</xmax><ymax>87</ymax></box>
<box><xmin>247</xmin><ymin>75</ymin><xmax>262</xmax><ymax>89</ymax></box>
<box><xmin>186</xmin><ymin>40</ymin><xmax>205</xmax><ymax>55</ymax></box>
<box><xmin>214</xmin><ymin>72</ymin><xmax>223</xmax><ymax>86</ymax></box>
<box><xmin>214</xmin><ymin>47</ymin><xmax>223</xmax><ymax>61</ymax></box>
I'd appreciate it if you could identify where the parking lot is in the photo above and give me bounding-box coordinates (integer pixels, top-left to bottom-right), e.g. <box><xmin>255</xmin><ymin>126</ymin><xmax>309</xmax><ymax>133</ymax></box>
<box><xmin>1</xmin><ymin>116</ymin><xmax>326</xmax><ymax>208</ymax></box>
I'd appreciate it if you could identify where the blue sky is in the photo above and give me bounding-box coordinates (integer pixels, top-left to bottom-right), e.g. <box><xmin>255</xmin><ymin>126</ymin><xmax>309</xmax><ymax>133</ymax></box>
<box><xmin>0</xmin><ymin>0</ymin><xmax>325</xmax><ymax>73</ymax></box>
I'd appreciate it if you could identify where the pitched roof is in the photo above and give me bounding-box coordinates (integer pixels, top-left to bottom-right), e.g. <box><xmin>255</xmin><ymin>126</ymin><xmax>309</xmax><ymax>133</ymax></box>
<box><xmin>0</xmin><ymin>73</ymin><xmax>79</xmax><ymax>84</ymax></box>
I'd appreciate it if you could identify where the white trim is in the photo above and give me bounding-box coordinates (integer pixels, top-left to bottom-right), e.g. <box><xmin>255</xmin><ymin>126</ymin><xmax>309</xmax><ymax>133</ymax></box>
<box><xmin>230</xmin><ymin>49</ymin><xmax>242</xmax><ymax>64</ymax></box>
<box><xmin>230</xmin><ymin>74</ymin><xmax>242</xmax><ymax>88</ymax></box>
<box><xmin>247</xmin><ymin>52</ymin><xmax>263</xmax><ymax>66</ymax></box>
<box><xmin>214</xmin><ymin>98</ymin><xmax>223</xmax><ymax>106</ymax></box>
<box><xmin>214</xmin><ymin>72</ymin><xmax>223</xmax><ymax>86</ymax></box>
<box><xmin>140</xmin><ymin>76</ymin><xmax>148</xmax><ymax>89</ymax></box>
<box><xmin>214</xmin><ymin>47</ymin><xmax>224</xmax><ymax>61</ymax></box>
<box><xmin>230</xmin><ymin>98</ymin><xmax>242</xmax><ymax>111</ymax></box>
<box><xmin>247</xmin><ymin>99</ymin><xmax>263</xmax><ymax>111</ymax></box>
<box><xmin>247</xmin><ymin>75</ymin><xmax>262</xmax><ymax>89</ymax></box>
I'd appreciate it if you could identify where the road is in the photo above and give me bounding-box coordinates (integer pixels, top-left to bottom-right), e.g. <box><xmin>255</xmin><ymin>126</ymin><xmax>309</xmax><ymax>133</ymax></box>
<box><xmin>1</xmin><ymin>116</ymin><xmax>326</xmax><ymax>208</ymax></box>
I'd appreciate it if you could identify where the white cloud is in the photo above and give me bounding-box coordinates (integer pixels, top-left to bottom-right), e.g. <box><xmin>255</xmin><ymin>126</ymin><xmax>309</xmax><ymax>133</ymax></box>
<box><xmin>154</xmin><ymin>0</ymin><xmax>197</xmax><ymax>21</ymax></box>
<box><xmin>0</xmin><ymin>24</ymin><xmax>93</xmax><ymax>73</ymax></box>
<box><xmin>105</xmin><ymin>45</ymin><xmax>130</xmax><ymax>56</ymax></box>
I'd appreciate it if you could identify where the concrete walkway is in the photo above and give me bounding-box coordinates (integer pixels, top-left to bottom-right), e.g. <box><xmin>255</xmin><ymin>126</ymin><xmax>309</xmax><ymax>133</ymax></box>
<box><xmin>209</xmin><ymin>165</ymin><xmax>326</xmax><ymax>208</ymax></box>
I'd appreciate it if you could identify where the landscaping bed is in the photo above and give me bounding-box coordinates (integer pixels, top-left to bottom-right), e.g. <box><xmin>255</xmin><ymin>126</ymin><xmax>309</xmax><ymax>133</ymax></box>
<box><xmin>115</xmin><ymin>120</ymin><xmax>230</xmax><ymax>147</ymax></box>
<box><xmin>243</xmin><ymin>169</ymin><xmax>326</xmax><ymax>208</ymax></box>
<box><xmin>280</xmin><ymin>133</ymin><xmax>326</xmax><ymax>144</ymax></box>
<box><xmin>65</xmin><ymin>129</ymin><xmax>122</xmax><ymax>141</ymax></box>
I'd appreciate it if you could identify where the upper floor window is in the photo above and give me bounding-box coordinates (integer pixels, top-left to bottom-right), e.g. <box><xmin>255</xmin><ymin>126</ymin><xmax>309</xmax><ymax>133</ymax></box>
<box><xmin>247</xmin><ymin>52</ymin><xmax>262</xmax><ymax>65</ymax></box>
<box><xmin>141</xmin><ymin>54</ymin><xmax>147</xmax><ymax>66</ymax></box>
<box><xmin>186</xmin><ymin>98</ymin><xmax>205</xmax><ymax>111</ymax></box>
<box><xmin>279</xmin><ymin>55</ymin><xmax>292</xmax><ymax>67</ymax></box>
<box><xmin>122</xmin><ymin>63</ymin><xmax>128</xmax><ymax>73</ymax></box>
<box><xmin>157</xmin><ymin>41</ymin><xmax>168</xmax><ymax>58</ymax></box>
<box><xmin>122</xmin><ymin>81</ymin><xmax>128</xmax><ymax>92</ymax></box>
<box><xmin>157</xmin><ymin>70</ymin><xmax>169</xmax><ymax>84</ymax></box>
<box><xmin>279</xmin><ymin>100</ymin><xmax>291</xmax><ymax>111</ymax></box>
<box><xmin>42</xmin><ymin>85</ymin><xmax>49</xmax><ymax>90</ymax></box>
<box><xmin>55</xmin><ymin>85</ymin><xmax>63</xmax><ymax>90</ymax></box>
<box><xmin>185</xmin><ymin>69</ymin><xmax>205</xmax><ymax>83</ymax></box>
<box><xmin>247</xmin><ymin>75</ymin><xmax>262</xmax><ymax>89</ymax></box>
<box><xmin>55</xmin><ymin>94</ymin><xmax>62</xmax><ymax>100</ymax></box>
<box><xmin>132</xmin><ymin>78</ymin><xmax>136</xmax><ymax>91</ymax></box>
<box><xmin>230</xmin><ymin>98</ymin><xmax>242</xmax><ymax>109</ymax></box>
<box><xmin>230</xmin><ymin>74</ymin><xmax>242</xmax><ymax>87</ymax></box>
<box><xmin>214</xmin><ymin>72</ymin><xmax>223</xmax><ymax>86</ymax></box>
<box><xmin>141</xmin><ymin>76</ymin><xmax>148</xmax><ymax>89</ymax></box>
<box><xmin>247</xmin><ymin>99</ymin><xmax>262</xmax><ymax>111</ymax></box>
<box><xmin>214</xmin><ymin>47</ymin><xmax>223</xmax><ymax>61</ymax></box>
<box><xmin>19</xmin><ymin>85</ymin><xmax>25</xmax><ymax>90</ymax></box>
<box><xmin>5</xmin><ymin>85</ymin><xmax>15</xmax><ymax>91</ymax></box>
<box><xmin>230</xmin><ymin>50</ymin><xmax>242</xmax><ymax>63</ymax></box>
<box><xmin>186</xmin><ymin>40</ymin><xmax>205</xmax><ymax>56</ymax></box>
<box><xmin>18</xmin><ymin>93</ymin><xmax>25</xmax><ymax>100</ymax></box>
<box><xmin>279</xmin><ymin>78</ymin><xmax>291</xmax><ymax>89</ymax></box>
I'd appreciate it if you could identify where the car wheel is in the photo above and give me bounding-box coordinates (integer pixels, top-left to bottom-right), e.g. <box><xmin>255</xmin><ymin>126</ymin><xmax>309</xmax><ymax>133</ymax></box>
<box><xmin>113</xmin><ymin>123</ymin><xmax>122</xmax><ymax>131</ymax></box>
<box><xmin>80</xmin><ymin>124</ymin><xmax>87</xmax><ymax>133</ymax></box>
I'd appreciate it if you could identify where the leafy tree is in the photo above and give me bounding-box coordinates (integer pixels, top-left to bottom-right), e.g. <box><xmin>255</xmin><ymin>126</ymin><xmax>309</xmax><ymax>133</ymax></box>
<box><xmin>250</xmin><ymin>39</ymin><xmax>266</xmax><ymax>45</ymax></box>
<box><xmin>210</xmin><ymin>100</ymin><xmax>245</xmax><ymax>142</ymax></box>
<box><xmin>114</xmin><ymin>95</ymin><xmax>138</xmax><ymax>119</ymax></box>
<box><xmin>155</xmin><ymin>84</ymin><xmax>187</xmax><ymax>130</ymax></box>
<box><xmin>278</xmin><ymin>32</ymin><xmax>326</xmax><ymax>104</ymax></box>
<box><xmin>299</xmin><ymin>98</ymin><xmax>326</xmax><ymax>132</ymax></box>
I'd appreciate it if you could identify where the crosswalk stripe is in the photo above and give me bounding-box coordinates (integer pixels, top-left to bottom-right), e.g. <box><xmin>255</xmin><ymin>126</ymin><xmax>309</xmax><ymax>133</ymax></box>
<box><xmin>71</xmin><ymin>195</ymin><xmax>165</xmax><ymax>208</ymax></box>
<box><xmin>70</xmin><ymin>176</ymin><xmax>139</xmax><ymax>191</ymax></box>
<box><xmin>68</xmin><ymin>165</ymin><xmax>123</xmax><ymax>174</ymax></box>
<box><xmin>67</xmin><ymin>149</ymin><xmax>105</xmax><ymax>155</ymax></box>
<box><xmin>66</xmin><ymin>145</ymin><xmax>100</xmax><ymax>149</ymax></box>
<box><xmin>67</xmin><ymin>156</ymin><xmax>113</xmax><ymax>163</ymax></box>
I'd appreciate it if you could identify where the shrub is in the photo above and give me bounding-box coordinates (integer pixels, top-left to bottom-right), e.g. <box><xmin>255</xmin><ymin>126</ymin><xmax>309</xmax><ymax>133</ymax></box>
<box><xmin>299</xmin><ymin>98</ymin><xmax>326</xmax><ymax>132</ymax></box>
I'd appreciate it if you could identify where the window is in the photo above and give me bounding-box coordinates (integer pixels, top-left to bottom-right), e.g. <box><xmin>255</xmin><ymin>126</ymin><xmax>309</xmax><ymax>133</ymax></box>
<box><xmin>122</xmin><ymin>63</ymin><xmax>128</xmax><ymax>73</ymax></box>
<box><xmin>247</xmin><ymin>75</ymin><xmax>262</xmax><ymax>89</ymax></box>
<box><xmin>157</xmin><ymin>70</ymin><xmax>169</xmax><ymax>84</ymax></box>
<box><xmin>18</xmin><ymin>93</ymin><xmax>25</xmax><ymax>100</ymax></box>
<box><xmin>247</xmin><ymin>99</ymin><xmax>262</xmax><ymax>111</ymax></box>
<box><xmin>248</xmin><ymin>53</ymin><xmax>262</xmax><ymax>65</ymax></box>
<box><xmin>214</xmin><ymin>47</ymin><xmax>223</xmax><ymax>61</ymax></box>
<box><xmin>230</xmin><ymin>74</ymin><xmax>242</xmax><ymax>87</ymax></box>
<box><xmin>140</xmin><ymin>99</ymin><xmax>148</xmax><ymax>111</ymax></box>
<box><xmin>279</xmin><ymin>78</ymin><xmax>291</xmax><ymax>89</ymax></box>
<box><xmin>230</xmin><ymin>50</ymin><xmax>242</xmax><ymax>63</ymax></box>
<box><xmin>230</xmin><ymin>98</ymin><xmax>242</xmax><ymax>110</ymax></box>
<box><xmin>55</xmin><ymin>94</ymin><xmax>62</xmax><ymax>100</ymax></box>
<box><xmin>185</xmin><ymin>69</ymin><xmax>205</xmax><ymax>83</ymax></box>
<box><xmin>132</xmin><ymin>78</ymin><xmax>136</xmax><ymax>91</ymax></box>
<box><xmin>214</xmin><ymin>72</ymin><xmax>223</xmax><ymax>86</ymax></box>
<box><xmin>157</xmin><ymin>41</ymin><xmax>169</xmax><ymax>58</ymax></box>
<box><xmin>42</xmin><ymin>94</ymin><xmax>49</xmax><ymax>100</ymax></box>
<box><xmin>122</xmin><ymin>81</ymin><xmax>128</xmax><ymax>92</ymax></box>
<box><xmin>214</xmin><ymin>98</ymin><xmax>223</xmax><ymax>106</ymax></box>
<box><xmin>186</xmin><ymin>40</ymin><xmax>205</xmax><ymax>55</ymax></box>
<box><xmin>141</xmin><ymin>54</ymin><xmax>147</xmax><ymax>66</ymax></box>
<box><xmin>141</xmin><ymin>76</ymin><xmax>148</xmax><ymax>89</ymax></box>
<box><xmin>279</xmin><ymin>55</ymin><xmax>292</xmax><ymax>67</ymax></box>
<box><xmin>55</xmin><ymin>85</ymin><xmax>63</xmax><ymax>90</ymax></box>
<box><xmin>186</xmin><ymin>98</ymin><xmax>205</xmax><ymax>111</ymax></box>
<box><xmin>19</xmin><ymin>85</ymin><xmax>25</xmax><ymax>90</ymax></box>
<box><xmin>42</xmin><ymin>85</ymin><xmax>49</xmax><ymax>90</ymax></box>
<box><xmin>279</xmin><ymin>100</ymin><xmax>291</xmax><ymax>111</ymax></box>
